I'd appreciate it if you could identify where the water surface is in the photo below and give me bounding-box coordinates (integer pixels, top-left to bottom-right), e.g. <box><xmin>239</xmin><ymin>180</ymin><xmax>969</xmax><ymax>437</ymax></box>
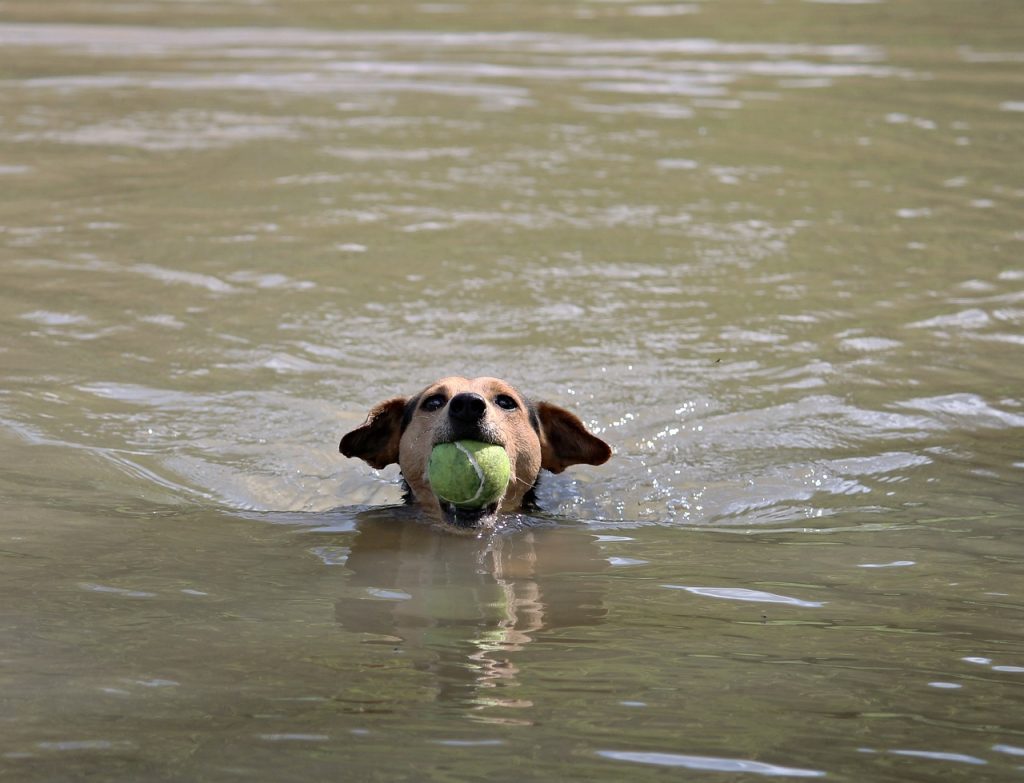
<box><xmin>1</xmin><ymin>1</ymin><xmax>1023</xmax><ymax>780</ymax></box>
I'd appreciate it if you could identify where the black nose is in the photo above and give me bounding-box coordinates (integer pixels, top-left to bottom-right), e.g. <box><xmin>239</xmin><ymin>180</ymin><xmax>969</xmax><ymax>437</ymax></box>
<box><xmin>448</xmin><ymin>392</ymin><xmax>486</xmax><ymax>423</ymax></box>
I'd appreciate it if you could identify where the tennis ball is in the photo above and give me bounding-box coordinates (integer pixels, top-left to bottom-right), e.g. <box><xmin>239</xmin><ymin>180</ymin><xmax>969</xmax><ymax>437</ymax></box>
<box><xmin>428</xmin><ymin>440</ymin><xmax>511</xmax><ymax>509</ymax></box>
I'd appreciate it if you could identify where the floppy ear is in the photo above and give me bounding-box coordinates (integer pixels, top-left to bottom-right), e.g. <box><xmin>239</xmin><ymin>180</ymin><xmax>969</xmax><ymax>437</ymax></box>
<box><xmin>339</xmin><ymin>398</ymin><xmax>406</xmax><ymax>469</ymax></box>
<box><xmin>537</xmin><ymin>401</ymin><xmax>612</xmax><ymax>474</ymax></box>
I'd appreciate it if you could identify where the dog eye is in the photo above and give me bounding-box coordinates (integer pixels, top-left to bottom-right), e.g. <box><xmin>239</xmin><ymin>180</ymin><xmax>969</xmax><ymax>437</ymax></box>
<box><xmin>494</xmin><ymin>394</ymin><xmax>519</xmax><ymax>411</ymax></box>
<box><xmin>421</xmin><ymin>394</ymin><xmax>446</xmax><ymax>412</ymax></box>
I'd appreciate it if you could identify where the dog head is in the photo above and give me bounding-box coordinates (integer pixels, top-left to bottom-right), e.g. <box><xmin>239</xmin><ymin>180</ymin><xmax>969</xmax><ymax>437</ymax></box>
<box><xmin>340</xmin><ymin>376</ymin><xmax>611</xmax><ymax>528</ymax></box>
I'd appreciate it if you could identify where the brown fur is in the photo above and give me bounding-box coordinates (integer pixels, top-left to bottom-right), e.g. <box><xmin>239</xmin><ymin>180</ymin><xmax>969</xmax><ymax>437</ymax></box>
<box><xmin>340</xmin><ymin>376</ymin><xmax>610</xmax><ymax>527</ymax></box>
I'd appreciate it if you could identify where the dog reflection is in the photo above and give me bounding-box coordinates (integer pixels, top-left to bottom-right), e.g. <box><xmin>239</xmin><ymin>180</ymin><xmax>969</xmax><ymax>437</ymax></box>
<box><xmin>334</xmin><ymin>515</ymin><xmax>607</xmax><ymax>716</ymax></box>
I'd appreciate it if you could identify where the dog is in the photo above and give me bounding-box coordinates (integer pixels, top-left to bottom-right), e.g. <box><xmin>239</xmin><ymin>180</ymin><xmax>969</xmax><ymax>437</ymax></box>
<box><xmin>340</xmin><ymin>376</ymin><xmax>611</xmax><ymax>528</ymax></box>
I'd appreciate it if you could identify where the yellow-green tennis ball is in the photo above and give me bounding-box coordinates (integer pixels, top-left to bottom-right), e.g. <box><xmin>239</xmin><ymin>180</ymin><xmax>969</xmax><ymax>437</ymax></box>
<box><xmin>428</xmin><ymin>440</ymin><xmax>511</xmax><ymax>509</ymax></box>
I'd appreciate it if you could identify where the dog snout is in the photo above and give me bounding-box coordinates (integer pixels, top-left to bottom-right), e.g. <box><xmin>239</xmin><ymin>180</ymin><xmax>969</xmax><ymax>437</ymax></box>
<box><xmin>448</xmin><ymin>392</ymin><xmax>487</xmax><ymax>423</ymax></box>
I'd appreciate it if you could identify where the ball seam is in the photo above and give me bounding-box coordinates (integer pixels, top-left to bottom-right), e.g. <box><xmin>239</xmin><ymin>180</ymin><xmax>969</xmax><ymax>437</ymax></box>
<box><xmin>452</xmin><ymin>441</ymin><xmax>486</xmax><ymax>506</ymax></box>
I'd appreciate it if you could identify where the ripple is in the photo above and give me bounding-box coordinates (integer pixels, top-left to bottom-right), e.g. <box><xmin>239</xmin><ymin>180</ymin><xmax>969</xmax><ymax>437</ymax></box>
<box><xmin>323</xmin><ymin>146</ymin><xmax>473</xmax><ymax>162</ymax></box>
<box><xmin>79</xmin><ymin>583</ymin><xmax>155</xmax><ymax>598</ymax></box>
<box><xmin>37</xmin><ymin>740</ymin><xmax>133</xmax><ymax>752</ymax></box>
<box><xmin>839</xmin><ymin>336</ymin><xmax>902</xmax><ymax>352</ymax></box>
<box><xmin>661</xmin><ymin>585</ymin><xmax>825</xmax><ymax>607</ymax></box>
<box><xmin>826</xmin><ymin>452</ymin><xmax>931</xmax><ymax>476</ymax></box>
<box><xmin>310</xmin><ymin>546</ymin><xmax>350</xmax><ymax>566</ymax></box>
<box><xmin>0</xmin><ymin>24</ymin><xmax>886</xmax><ymax>63</ymax></box>
<box><xmin>11</xmin><ymin>109</ymin><xmax>329</xmax><ymax>151</ymax></box>
<box><xmin>908</xmin><ymin>308</ymin><xmax>992</xmax><ymax>330</ymax></box>
<box><xmin>894</xmin><ymin>394</ymin><xmax>1024</xmax><ymax>429</ymax></box>
<box><xmin>657</xmin><ymin>158</ymin><xmax>700</xmax><ymax>170</ymax></box>
<box><xmin>575</xmin><ymin>100</ymin><xmax>695</xmax><ymax>118</ymax></box>
<box><xmin>226</xmin><ymin>271</ymin><xmax>315</xmax><ymax>291</ymax></box>
<box><xmin>625</xmin><ymin>3</ymin><xmax>702</xmax><ymax>16</ymax></box>
<box><xmin>364</xmin><ymin>588</ymin><xmax>413</xmax><ymax>601</ymax></box>
<box><xmin>77</xmin><ymin>383</ymin><xmax>191</xmax><ymax>406</ymax></box>
<box><xmin>20</xmin><ymin>310</ymin><xmax>91</xmax><ymax>326</ymax></box>
<box><xmin>129</xmin><ymin>263</ymin><xmax>237</xmax><ymax>294</ymax></box>
<box><xmin>598</xmin><ymin>750</ymin><xmax>825</xmax><ymax>776</ymax></box>
<box><xmin>608</xmin><ymin>557</ymin><xmax>648</xmax><ymax>566</ymax></box>
<box><xmin>889</xmin><ymin>750</ymin><xmax>986</xmax><ymax>766</ymax></box>
<box><xmin>13</xmin><ymin>72</ymin><xmax>531</xmax><ymax>108</ymax></box>
<box><xmin>259</xmin><ymin>734</ymin><xmax>330</xmax><ymax>742</ymax></box>
<box><xmin>0</xmin><ymin>23</ymin><xmax>906</xmax><ymax>138</ymax></box>
<box><xmin>132</xmin><ymin>679</ymin><xmax>179</xmax><ymax>688</ymax></box>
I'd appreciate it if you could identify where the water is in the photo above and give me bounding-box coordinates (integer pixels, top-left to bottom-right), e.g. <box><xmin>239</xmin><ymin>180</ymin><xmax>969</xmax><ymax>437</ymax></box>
<box><xmin>1</xmin><ymin>1</ymin><xmax>1023</xmax><ymax>779</ymax></box>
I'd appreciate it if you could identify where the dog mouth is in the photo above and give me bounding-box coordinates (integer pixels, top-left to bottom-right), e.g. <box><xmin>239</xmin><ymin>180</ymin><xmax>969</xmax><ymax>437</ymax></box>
<box><xmin>432</xmin><ymin>431</ymin><xmax>503</xmax><ymax>449</ymax></box>
<box><xmin>438</xmin><ymin>500</ymin><xmax>500</xmax><ymax>529</ymax></box>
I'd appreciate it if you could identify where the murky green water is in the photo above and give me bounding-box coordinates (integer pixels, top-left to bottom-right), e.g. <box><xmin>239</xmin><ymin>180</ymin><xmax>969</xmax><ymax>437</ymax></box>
<box><xmin>2</xmin><ymin>1</ymin><xmax>1023</xmax><ymax>780</ymax></box>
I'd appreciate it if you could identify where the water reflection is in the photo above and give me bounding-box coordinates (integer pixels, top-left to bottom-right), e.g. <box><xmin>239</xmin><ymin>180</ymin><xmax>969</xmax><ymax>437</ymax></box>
<box><xmin>334</xmin><ymin>515</ymin><xmax>607</xmax><ymax>714</ymax></box>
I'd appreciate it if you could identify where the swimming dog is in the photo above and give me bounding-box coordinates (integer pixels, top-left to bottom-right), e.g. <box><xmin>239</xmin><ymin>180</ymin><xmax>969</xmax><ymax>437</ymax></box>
<box><xmin>340</xmin><ymin>376</ymin><xmax>611</xmax><ymax>528</ymax></box>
